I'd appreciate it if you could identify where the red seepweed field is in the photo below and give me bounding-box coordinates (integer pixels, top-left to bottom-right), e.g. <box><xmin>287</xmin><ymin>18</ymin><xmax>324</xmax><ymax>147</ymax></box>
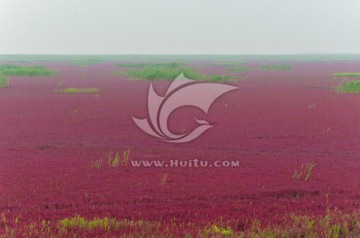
<box><xmin>0</xmin><ymin>59</ymin><xmax>360</xmax><ymax>237</ymax></box>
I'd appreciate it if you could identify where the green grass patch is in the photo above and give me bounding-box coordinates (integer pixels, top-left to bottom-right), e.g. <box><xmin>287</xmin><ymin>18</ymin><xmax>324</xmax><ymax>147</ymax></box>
<box><xmin>216</xmin><ymin>62</ymin><xmax>243</xmax><ymax>65</ymax></box>
<box><xmin>0</xmin><ymin>75</ymin><xmax>8</xmax><ymax>88</ymax></box>
<box><xmin>336</xmin><ymin>80</ymin><xmax>360</xmax><ymax>93</ymax></box>
<box><xmin>0</xmin><ymin>65</ymin><xmax>55</xmax><ymax>77</ymax></box>
<box><xmin>116</xmin><ymin>63</ymin><xmax>148</xmax><ymax>68</ymax></box>
<box><xmin>260</xmin><ymin>64</ymin><xmax>291</xmax><ymax>71</ymax></box>
<box><xmin>116</xmin><ymin>62</ymin><xmax>184</xmax><ymax>68</ymax></box>
<box><xmin>333</xmin><ymin>72</ymin><xmax>360</xmax><ymax>77</ymax></box>
<box><xmin>72</xmin><ymin>59</ymin><xmax>103</xmax><ymax>66</ymax></box>
<box><xmin>207</xmin><ymin>75</ymin><xmax>231</xmax><ymax>82</ymax></box>
<box><xmin>112</xmin><ymin>71</ymin><xmax>124</xmax><ymax>76</ymax></box>
<box><xmin>125</xmin><ymin>62</ymin><xmax>195</xmax><ymax>80</ymax></box>
<box><xmin>229</xmin><ymin>66</ymin><xmax>248</xmax><ymax>72</ymax></box>
<box><xmin>59</xmin><ymin>215</ymin><xmax>120</xmax><ymax>231</ymax></box>
<box><xmin>126</xmin><ymin>67</ymin><xmax>198</xmax><ymax>80</ymax></box>
<box><xmin>122</xmin><ymin>63</ymin><xmax>234</xmax><ymax>82</ymax></box>
<box><xmin>56</xmin><ymin>88</ymin><xmax>100</xmax><ymax>94</ymax></box>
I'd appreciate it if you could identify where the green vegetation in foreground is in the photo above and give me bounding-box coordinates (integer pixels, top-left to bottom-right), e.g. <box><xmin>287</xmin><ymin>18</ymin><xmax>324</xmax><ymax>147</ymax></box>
<box><xmin>0</xmin><ymin>64</ymin><xmax>55</xmax><ymax>77</ymax></box>
<box><xmin>336</xmin><ymin>80</ymin><xmax>360</xmax><ymax>93</ymax></box>
<box><xmin>333</xmin><ymin>72</ymin><xmax>360</xmax><ymax>77</ymax></box>
<box><xmin>260</xmin><ymin>64</ymin><xmax>292</xmax><ymax>71</ymax></box>
<box><xmin>1</xmin><ymin>211</ymin><xmax>359</xmax><ymax>237</ymax></box>
<box><xmin>122</xmin><ymin>63</ymin><xmax>233</xmax><ymax>82</ymax></box>
<box><xmin>0</xmin><ymin>75</ymin><xmax>8</xmax><ymax>88</ymax></box>
<box><xmin>56</xmin><ymin>87</ymin><xmax>100</xmax><ymax>94</ymax></box>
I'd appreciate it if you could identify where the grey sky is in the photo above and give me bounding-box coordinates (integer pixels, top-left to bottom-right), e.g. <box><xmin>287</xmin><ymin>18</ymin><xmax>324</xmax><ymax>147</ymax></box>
<box><xmin>1</xmin><ymin>0</ymin><xmax>360</xmax><ymax>54</ymax></box>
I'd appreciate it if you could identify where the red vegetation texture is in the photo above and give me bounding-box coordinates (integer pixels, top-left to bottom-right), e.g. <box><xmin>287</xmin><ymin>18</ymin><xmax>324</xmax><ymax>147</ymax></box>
<box><xmin>0</xmin><ymin>61</ymin><xmax>359</xmax><ymax>236</ymax></box>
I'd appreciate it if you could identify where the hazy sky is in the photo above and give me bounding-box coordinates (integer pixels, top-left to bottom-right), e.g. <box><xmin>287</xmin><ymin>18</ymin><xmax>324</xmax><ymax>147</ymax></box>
<box><xmin>1</xmin><ymin>0</ymin><xmax>360</xmax><ymax>54</ymax></box>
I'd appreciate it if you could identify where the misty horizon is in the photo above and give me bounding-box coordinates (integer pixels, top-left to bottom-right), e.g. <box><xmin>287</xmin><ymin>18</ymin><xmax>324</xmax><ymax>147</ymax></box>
<box><xmin>1</xmin><ymin>0</ymin><xmax>360</xmax><ymax>54</ymax></box>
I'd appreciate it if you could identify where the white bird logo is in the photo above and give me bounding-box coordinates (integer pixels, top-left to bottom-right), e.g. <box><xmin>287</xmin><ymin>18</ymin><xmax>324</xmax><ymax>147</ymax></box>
<box><xmin>133</xmin><ymin>73</ymin><xmax>238</xmax><ymax>143</ymax></box>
